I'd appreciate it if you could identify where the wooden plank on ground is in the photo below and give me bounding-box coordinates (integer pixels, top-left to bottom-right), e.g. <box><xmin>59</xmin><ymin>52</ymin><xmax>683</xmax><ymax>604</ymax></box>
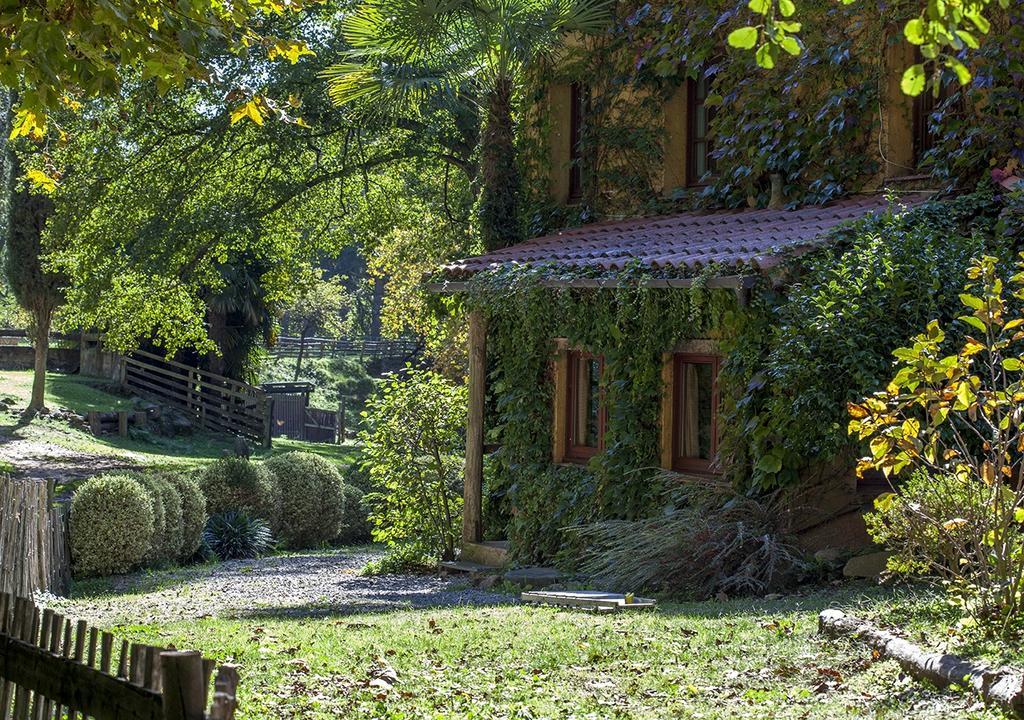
<box><xmin>520</xmin><ymin>591</ymin><xmax>656</xmax><ymax>612</ymax></box>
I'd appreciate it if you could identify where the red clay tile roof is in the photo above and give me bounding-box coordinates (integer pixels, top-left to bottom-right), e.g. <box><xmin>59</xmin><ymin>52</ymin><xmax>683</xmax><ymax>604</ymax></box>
<box><xmin>440</xmin><ymin>195</ymin><xmax>930</xmax><ymax>279</ymax></box>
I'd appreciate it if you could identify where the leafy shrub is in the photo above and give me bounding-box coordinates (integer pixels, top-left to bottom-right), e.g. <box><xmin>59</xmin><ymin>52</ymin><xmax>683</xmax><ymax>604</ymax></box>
<box><xmin>161</xmin><ymin>472</ymin><xmax>207</xmax><ymax>561</ymax></box>
<box><xmin>852</xmin><ymin>255</ymin><xmax>1024</xmax><ymax>638</ymax></box>
<box><xmin>199</xmin><ymin>458</ymin><xmax>279</xmax><ymax>527</ymax></box>
<box><xmin>337</xmin><ymin>484</ymin><xmax>373</xmax><ymax>544</ymax></box>
<box><xmin>202</xmin><ymin>511</ymin><xmax>276</xmax><ymax>560</ymax></box>
<box><xmin>341</xmin><ymin>460</ymin><xmax>373</xmax><ymax>492</ymax></box>
<box><xmin>359</xmin><ymin>369</ymin><xmax>466</xmax><ymax>562</ymax></box>
<box><xmin>570</xmin><ymin>475</ymin><xmax>807</xmax><ymax>598</ymax></box>
<box><xmin>70</xmin><ymin>474</ymin><xmax>154</xmax><ymax>577</ymax></box>
<box><xmin>135</xmin><ymin>474</ymin><xmax>183</xmax><ymax>565</ymax></box>
<box><xmin>264</xmin><ymin>451</ymin><xmax>345</xmax><ymax>549</ymax></box>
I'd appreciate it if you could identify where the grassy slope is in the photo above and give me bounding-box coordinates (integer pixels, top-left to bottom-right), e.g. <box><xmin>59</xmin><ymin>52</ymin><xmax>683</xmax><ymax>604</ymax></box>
<box><xmin>0</xmin><ymin>371</ymin><xmax>360</xmax><ymax>480</ymax></box>
<box><xmin>67</xmin><ymin>578</ymin><xmax>1006</xmax><ymax>720</ymax></box>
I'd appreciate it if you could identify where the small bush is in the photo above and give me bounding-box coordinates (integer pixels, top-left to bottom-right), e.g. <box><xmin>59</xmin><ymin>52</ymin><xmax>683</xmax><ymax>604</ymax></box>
<box><xmin>359</xmin><ymin>369</ymin><xmax>466</xmax><ymax>563</ymax></box>
<box><xmin>70</xmin><ymin>474</ymin><xmax>154</xmax><ymax>577</ymax></box>
<box><xmin>851</xmin><ymin>256</ymin><xmax>1024</xmax><ymax>638</ymax></box>
<box><xmin>337</xmin><ymin>484</ymin><xmax>373</xmax><ymax>544</ymax></box>
<box><xmin>342</xmin><ymin>461</ymin><xmax>373</xmax><ymax>493</ymax></box>
<box><xmin>202</xmin><ymin>511</ymin><xmax>276</xmax><ymax>560</ymax></box>
<box><xmin>161</xmin><ymin>472</ymin><xmax>207</xmax><ymax>561</ymax></box>
<box><xmin>136</xmin><ymin>474</ymin><xmax>183</xmax><ymax>565</ymax></box>
<box><xmin>264</xmin><ymin>452</ymin><xmax>345</xmax><ymax>549</ymax></box>
<box><xmin>199</xmin><ymin>458</ymin><xmax>279</xmax><ymax>527</ymax></box>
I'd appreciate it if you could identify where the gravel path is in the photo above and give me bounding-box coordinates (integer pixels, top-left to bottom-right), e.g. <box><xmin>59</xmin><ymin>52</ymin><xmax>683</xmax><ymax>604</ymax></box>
<box><xmin>48</xmin><ymin>549</ymin><xmax>512</xmax><ymax>626</ymax></box>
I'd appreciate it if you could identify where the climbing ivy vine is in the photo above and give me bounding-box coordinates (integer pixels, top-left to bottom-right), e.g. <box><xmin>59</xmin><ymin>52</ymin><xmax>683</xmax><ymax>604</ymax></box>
<box><xmin>456</xmin><ymin>190</ymin><xmax>1015</xmax><ymax>561</ymax></box>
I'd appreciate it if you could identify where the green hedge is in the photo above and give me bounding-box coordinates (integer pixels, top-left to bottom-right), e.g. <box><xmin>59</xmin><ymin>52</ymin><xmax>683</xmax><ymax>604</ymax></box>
<box><xmin>70</xmin><ymin>475</ymin><xmax>154</xmax><ymax>577</ymax></box>
<box><xmin>265</xmin><ymin>452</ymin><xmax>345</xmax><ymax>549</ymax></box>
<box><xmin>199</xmin><ymin>458</ymin><xmax>280</xmax><ymax>527</ymax></box>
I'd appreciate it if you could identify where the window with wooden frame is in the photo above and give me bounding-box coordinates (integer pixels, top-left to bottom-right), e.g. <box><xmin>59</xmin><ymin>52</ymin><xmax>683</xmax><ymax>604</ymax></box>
<box><xmin>672</xmin><ymin>353</ymin><xmax>720</xmax><ymax>473</ymax></box>
<box><xmin>912</xmin><ymin>64</ymin><xmax>962</xmax><ymax>166</ymax></box>
<box><xmin>686</xmin><ymin>70</ymin><xmax>717</xmax><ymax>186</ymax></box>
<box><xmin>565</xmin><ymin>350</ymin><xmax>605</xmax><ymax>460</ymax></box>
<box><xmin>568</xmin><ymin>82</ymin><xmax>587</xmax><ymax>201</ymax></box>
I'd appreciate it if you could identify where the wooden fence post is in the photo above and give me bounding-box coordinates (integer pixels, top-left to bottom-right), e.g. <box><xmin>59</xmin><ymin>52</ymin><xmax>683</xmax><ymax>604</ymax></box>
<box><xmin>335</xmin><ymin>402</ymin><xmax>345</xmax><ymax>444</ymax></box>
<box><xmin>160</xmin><ymin>651</ymin><xmax>206</xmax><ymax>720</ymax></box>
<box><xmin>261</xmin><ymin>396</ymin><xmax>274</xmax><ymax>449</ymax></box>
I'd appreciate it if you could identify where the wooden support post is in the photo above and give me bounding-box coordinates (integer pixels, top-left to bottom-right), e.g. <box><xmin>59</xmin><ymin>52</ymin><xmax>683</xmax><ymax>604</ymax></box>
<box><xmin>463</xmin><ymin>311</ymin><xmax>486</xmax><ymax>545</ymax></box>
<box><xmin>336</xmin><ymin>402</ymin><xmax>345</xmax><ymax>444</ymax></box>
<box><xmin>160</xmin><ymin>651</ymin><xmax>206</xmax><ymax>720</ymax></box>
<box><xmin>117</xmin><ymin>411</ymin><xmax>129</xmax><ymax>438</ymax></box>
<box><xmin>87</xmin><ymin>411</ymin><xmax>102</xmax><ymax>436</ymax></box>
<box><xmin>261</xmin><ymin>396</ymin><xmax>274</xmax><ymax>449</ymax></box>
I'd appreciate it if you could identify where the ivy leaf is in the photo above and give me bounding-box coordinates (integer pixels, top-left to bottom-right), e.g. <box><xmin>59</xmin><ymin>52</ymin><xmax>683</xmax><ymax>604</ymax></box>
<box><xmin>904</xmin><ymin>18</ymin><xmax>926</xmax><ymax>45</ymax></box>
<box><xmin>755</xmin><ymin>43</ymin><xmax>775</xmax><ymax>68</ymax></box>
<box><xmin>901</xmin><ymin>63</ymin><xmax>926</xmax><ymax>96</ymax></box>
<box><xmin>755</xmin><ymin>453</ymin><xmax>782</xmax><ymax>474</ymax></box>
<box><xmin>727</xmin><ymin>26</ymin><xmax>759</xmax><ymax>49</ymax></box>
<box><xmin>747</xmin><ymin>0</ymin><xmax>770</xmax><ymax>15</ymax></box>
<box><xmin>778</xmin><ymin>0</ymin><xmax>796</xmax><ymax>16</ymax></box>
<box><xmin>779</xmin><ymin>36</ymin><xmax>800</xmax><ymax>56</ymax></box>
<box><xmin>948</xmin><ymin>57</ymin><xmax>972</xmax><ymax>86</ymax></box>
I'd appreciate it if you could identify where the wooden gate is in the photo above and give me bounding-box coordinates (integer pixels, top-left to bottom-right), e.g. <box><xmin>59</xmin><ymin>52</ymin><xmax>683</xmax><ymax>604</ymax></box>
<box><xmin>0</xmin><ymin>592</ymin><xmax>239</xmax><ymax>719</ymax></box>
<box><xmin>262</xmin><ymin>383</ymin><xmax>342</xmax><ymax>443</ymax></box>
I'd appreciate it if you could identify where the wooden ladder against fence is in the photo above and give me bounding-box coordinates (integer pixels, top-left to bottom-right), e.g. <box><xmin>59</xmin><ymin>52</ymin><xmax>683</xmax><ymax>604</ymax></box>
<box><xmin>0</xmin><ymin>479</ymin><xmax>70</xmax><ymax>600</ymax></box>
<box><xmin>0</xmin><ymin>592</ymin><xmax>239</xmax><ymax>720</ymax></box>
<box><xmin>121</xmin><ymin>350</ymin><xmax>272</xmax><ymax>447</ymax></box>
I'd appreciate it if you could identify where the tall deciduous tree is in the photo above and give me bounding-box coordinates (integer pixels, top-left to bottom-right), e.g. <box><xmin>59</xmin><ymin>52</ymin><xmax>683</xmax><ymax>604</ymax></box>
<box><xmin>2</xmin><ymin>165</ymin><xmax>65</xmax><ymax>411</ymax></box>
<box><xmin>283</xmin><ymin>272</ymin><xmax>353</xmax><ymax>380</ymax></box>
<box><xmin>323</xmin><ymin>0</ymin><xmax>613</xmax><ymax>251</ymax></box>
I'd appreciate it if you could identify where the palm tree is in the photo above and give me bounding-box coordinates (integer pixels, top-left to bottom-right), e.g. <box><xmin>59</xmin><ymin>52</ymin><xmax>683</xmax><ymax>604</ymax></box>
<box><xmin>323</xmin><ymin>0</ymin><xmax>612</xmax><ymax>252</ymax></box>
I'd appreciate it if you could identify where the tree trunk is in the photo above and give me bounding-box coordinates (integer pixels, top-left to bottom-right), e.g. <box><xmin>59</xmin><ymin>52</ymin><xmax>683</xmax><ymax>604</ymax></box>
<box><xmin>476</xmin><ymin>77</ymin><xmax>523</xmax><ymax>252</ymax></box>
<box><xmin>29</xmin><ymin>308</ymin><xmax>51</xmax><ymax>411</ymax></box>
<box><xmin>293</xmin><ymin>327</ymin><xmax>309</xmax><ymax>381</ymax></box>
<box><xmin>819</xmin><ymin>609</ymin><xmax>1024</xmax><ymax>717</ymax></box>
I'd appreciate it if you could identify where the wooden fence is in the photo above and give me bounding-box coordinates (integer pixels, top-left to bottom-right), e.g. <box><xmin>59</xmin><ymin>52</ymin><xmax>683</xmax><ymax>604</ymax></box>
<box><xmin>0</xmin><ymin>479</ymin><xmax>70</xmax><ymax>600</ymax></box>
<box><xmin>269</xmin><ymin>335</ymin><xmax>418</xmax><ymax>361</ymax></box>
<box><xmin>0</xmin><ymin>592</ymin><xmax>239</xmax><ymax>720</ymax></box>
<box><xmin>122</xmin><ymin>350</ymin><xmax>272</xmax><ymax>447</ymax></box>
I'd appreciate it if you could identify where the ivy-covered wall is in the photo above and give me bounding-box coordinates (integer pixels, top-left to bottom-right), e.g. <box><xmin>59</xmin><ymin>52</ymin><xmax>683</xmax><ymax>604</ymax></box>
<box><xmin>518</xmin><ymin>0</ymin><xmax>1024</xmax><ymax>234</ymax></box>
<box><xmin>466</xmin><ymin>189</ymin><xmax>1018</xmax><ymax>562</ymax></box>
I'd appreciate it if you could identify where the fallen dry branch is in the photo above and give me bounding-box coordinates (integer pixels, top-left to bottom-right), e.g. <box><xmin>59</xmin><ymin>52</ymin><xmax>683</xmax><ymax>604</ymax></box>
<box><xmin>819</xmin><ymin>609</ymin><xmax>1024</xmax><ymax>717</ymax></box>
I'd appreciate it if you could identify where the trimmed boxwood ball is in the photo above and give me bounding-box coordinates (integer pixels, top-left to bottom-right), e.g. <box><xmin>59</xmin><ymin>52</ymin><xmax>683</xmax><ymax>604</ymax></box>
<box><xmin>199</xmin><ymin>458</ymin><xmax>280</xmax><ymax>528</ymax></box>
<box><xmin>337</xmin><ymin>484</ymin><xmax>373</xmax><ymax>544</ymax></box>
<box><xmin>137</xmin><ymin>474</ymin><xmax>183</xmax><ymax>565</ymax></box>
<box><xmin>70</xmin><ymin>474</ymin><xmax>154</xmax><ymax>577</ymax></box>
<box><xmin>162</xmin><ymin>472</ymin><xmax>206</xmax><ymax>561</ymax></box>
<box><xmin>265</xmin><ymin>452</ymin><xmax>345</xmax><ymax>549</ymax></box>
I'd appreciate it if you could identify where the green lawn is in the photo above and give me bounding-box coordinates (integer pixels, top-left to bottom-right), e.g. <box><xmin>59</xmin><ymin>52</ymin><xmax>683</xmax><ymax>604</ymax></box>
<box><xmin>58</xmin><ymin>572</ymin><xmax>1008</xmax><ymax>720</ymax></box>
<box><xmin>0</xmin><ymin>370</ymin><xmax>135</xmax><ymax>412</ymax></box>
<box><xmin>0</xmin><ymin>371</ymin><xmax>361</xmax><ymax>483</ymax></box>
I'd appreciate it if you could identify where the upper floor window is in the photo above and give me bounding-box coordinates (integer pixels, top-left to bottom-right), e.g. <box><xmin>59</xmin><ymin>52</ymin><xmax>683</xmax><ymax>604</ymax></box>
<box><xmin>569</xmin><ymin>82</ymin><xmax>588</xmax><ymax>201</ymax></box>
<box><xmin>672</xmin><ymin>353</ymin><xmax>720</xmax><ymax>473</ymax></box>
<box><xmin>687</xmin><ymin>71</ymin><xmax>717</xmax><ymax>185</ymax></box>
<box><xmin>913</xmin><ymin>67</ymin><xmax>962</xmax><ymax>166</ymax></box>
<box><xmin>566</xmin><ymin>349</ymin><xmax>604</xmax><ymax>460</ymax></box>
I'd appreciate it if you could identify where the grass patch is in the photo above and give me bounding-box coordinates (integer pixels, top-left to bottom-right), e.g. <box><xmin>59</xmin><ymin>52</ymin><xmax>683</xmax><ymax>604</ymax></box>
<box><xmin>56</xmin><ymin>566</ymin><xmax>1006</xmax><ymax>719</ymax></box>
<box><xmin>0</xmin><ymin>370</ymin><xmax>134</xmax><ymax>412</ymax></box>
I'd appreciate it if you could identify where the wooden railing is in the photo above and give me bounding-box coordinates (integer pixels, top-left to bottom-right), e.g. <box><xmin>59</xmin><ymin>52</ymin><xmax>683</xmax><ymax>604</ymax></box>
<box><xmin>122</xmin><ymin>350</ymin><xmax>272</xmax><ymax>447</ymax></box>
<box><xmin>0</xmin><ymin>592</ymin><xmax>238</xmax><ymax>720</ymax></box>
<box><xmin>0</xmin><ymin>479</ymin><xmax>69</xmax><ymax>599</ymax></box>
<box><xmin>269</xmin><ymin>335</ymin><xmax>418</xmax><ymax>360</ymax></box>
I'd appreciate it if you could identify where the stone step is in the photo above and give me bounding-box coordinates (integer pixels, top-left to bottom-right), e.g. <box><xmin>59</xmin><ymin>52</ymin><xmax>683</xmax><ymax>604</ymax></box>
<box><xmin>439</xmin><ymin>560</ymin><xmax>497</xmax><ymax>576</ymax></box>
<box><xmin>461</xmin><ymin>540</ymin><xmax>509</xmax><ymax>567</ymax></box>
